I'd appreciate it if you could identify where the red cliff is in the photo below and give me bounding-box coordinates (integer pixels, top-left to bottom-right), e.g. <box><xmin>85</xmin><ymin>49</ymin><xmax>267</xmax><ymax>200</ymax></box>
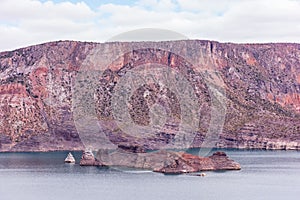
<box><xmin>0</xmin><ymin>40</ymin><xmax>299</xmax><ymax>151</ymax></box>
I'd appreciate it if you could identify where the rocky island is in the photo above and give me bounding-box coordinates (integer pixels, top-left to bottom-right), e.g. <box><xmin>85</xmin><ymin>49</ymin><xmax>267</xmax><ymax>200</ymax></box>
<box><xmin>79</xmin><ymin>149</ymin><xmax>241</xmax><ymax>174</ymax></box>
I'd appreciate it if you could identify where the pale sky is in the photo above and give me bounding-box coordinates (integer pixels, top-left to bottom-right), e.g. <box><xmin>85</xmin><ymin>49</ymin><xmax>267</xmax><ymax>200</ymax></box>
<box><xmin>1</xmin><ymin>0</ymin><xmax>300</xmax><ymax>51</ymax></box>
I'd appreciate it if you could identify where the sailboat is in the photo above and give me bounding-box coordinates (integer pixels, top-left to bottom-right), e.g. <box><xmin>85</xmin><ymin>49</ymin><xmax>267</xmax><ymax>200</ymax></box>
<box><xmin>65</xmin><ymin>152</ymin><xmax>76</xmax><ymax>163</ymax></box>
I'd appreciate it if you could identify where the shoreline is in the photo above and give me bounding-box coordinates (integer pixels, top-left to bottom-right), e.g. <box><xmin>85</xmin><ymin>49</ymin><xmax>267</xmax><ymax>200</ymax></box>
<box><xmin>1</xmin><ymin>147</ymin><xmax>299</xmax><ymax>153</ymax></box>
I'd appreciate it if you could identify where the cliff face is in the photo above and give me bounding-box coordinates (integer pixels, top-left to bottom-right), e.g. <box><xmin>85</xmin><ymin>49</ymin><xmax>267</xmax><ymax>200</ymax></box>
<box><xmin>0</xmin><ymin>40</ymin><xmax>299</xmax><ymax>152</ymax></box>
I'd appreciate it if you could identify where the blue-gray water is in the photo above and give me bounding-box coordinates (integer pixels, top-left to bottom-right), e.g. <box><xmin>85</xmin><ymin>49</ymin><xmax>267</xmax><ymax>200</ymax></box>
<box><xmin>0</xmin><ymin>149</ymin><xmax>300</xmax><ymax>200</ymax></box>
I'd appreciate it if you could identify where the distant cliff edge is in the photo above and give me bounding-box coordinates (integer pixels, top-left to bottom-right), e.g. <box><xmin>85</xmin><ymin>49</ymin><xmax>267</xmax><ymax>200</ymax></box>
<box><xmin>0</xmin><ymin>40</ymin><xmax>299</xmax><ymax>152</ymax></box>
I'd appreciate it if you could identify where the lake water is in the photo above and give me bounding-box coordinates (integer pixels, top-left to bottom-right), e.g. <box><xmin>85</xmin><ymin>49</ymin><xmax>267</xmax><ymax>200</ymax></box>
<box><xmin>0</xmin><ymin>149</ymin><xmax>299</xmax><ymax>200</ymax></box>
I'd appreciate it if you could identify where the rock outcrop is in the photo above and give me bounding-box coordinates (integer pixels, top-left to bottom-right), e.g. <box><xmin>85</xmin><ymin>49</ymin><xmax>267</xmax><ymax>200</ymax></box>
<box><xmin>0</xmin><ymin>40</ymin><xmax>299</xmax><ymax>151</ymax></box>
<box><xmin>154</xmin><ymin>151</ymin><xmax>241</xmax><ymax>174</ymax></box>
<box><xmin>80</xmin><ymin>149</ymin><xmax>241</xmax><ymax>174</ymax></box>
<box><xmin>79</xmin><ymin>150</ymin><xmax>103</xmax><ymax>166</ymax></box>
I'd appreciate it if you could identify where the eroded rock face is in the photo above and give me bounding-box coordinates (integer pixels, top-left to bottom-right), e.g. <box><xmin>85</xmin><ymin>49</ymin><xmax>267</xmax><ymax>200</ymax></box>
<box><xmin>0</xmin><ymin>41</ymin><xmax>92</xmax><ymax>151</ymax></box>
<box><xmin>0</xmin><ymin>40</ymin><xmax>299</xmax><ymax>151</ymax></box>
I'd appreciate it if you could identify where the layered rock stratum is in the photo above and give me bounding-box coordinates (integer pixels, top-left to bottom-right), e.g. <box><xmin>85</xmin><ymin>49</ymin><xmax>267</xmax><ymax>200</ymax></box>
<box><xmin>0</xmin><ymin>40</ymin><xmax>299</xmax><ymax>152</ymax></box>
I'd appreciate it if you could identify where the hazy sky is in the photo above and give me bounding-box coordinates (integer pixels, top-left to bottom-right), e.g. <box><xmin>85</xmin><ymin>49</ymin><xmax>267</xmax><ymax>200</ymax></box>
<box><xmin>1</xmin><ymin>0</ymin><xmax>300</xmax><ymax>51</ymax></box>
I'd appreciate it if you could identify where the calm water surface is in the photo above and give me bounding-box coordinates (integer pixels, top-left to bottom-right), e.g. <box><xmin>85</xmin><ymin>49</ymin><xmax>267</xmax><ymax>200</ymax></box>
<box><xmin>0</xmin><ymin>149</ymin><xmax>299</xmax><ymax>200</ymax></box>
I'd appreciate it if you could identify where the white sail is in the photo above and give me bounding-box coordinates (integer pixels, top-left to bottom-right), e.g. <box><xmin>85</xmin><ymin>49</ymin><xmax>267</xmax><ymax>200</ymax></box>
<box><xmin>65</xmin><ymin>152</ymin><xmax>76</xmax><ymax>163</ymax></box>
